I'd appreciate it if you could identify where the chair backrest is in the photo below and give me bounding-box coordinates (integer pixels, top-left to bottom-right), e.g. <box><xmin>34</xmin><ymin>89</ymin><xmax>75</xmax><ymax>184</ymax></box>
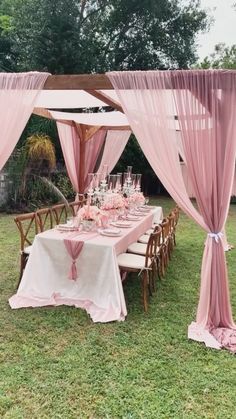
<box><xmin>36</xmin><ymin>208</ymin><xmax>53</xmax><ymax>232</ymax></box>
<box><xmin>168</xmin><ymin>212</ymin><xmax>175</xmax><ymax>231</ymax></box>
<box><xmin>160</xmin><ymin>218</ymin><xmax>170</xmax><ymax>243</ymax></box>
<box><xmin>173</xmin><ymin>206</ymin><xmax>180</xmax><ymax>227</ymax></box>
<box><xmin>153</xmin><ymin>224</ymin><xmax>162</xmax><ymax>246</ymax></box>
<box><xmin>14</xmin><ymin>212</ymin><xmax>38</xmax><ymax>251</ymax></box>
<box><xmin>51</xmin><ymin>203</ymin><xmax>68</xmax><ymax>225</ymax></box>
<box><xmin>145</xmin><ymin>228</ymin><xmax>162</xmax><ymax>267</ymax></box>
<box><xmin>69</xmin><ymin>199</ymin><xmax>86</xmax><ymax>217</ymax></box>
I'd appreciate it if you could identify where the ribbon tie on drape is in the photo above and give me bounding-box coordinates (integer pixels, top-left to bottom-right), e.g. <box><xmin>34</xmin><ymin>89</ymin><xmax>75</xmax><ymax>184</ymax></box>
<box><xmin>208</xmin><ymin>232</ymin><xmax>223</xmax><ymax>243</ymax></box>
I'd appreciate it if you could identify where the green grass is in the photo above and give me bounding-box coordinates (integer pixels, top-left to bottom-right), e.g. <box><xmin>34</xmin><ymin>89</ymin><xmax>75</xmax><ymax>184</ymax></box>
<box><xmin>0</xmin><ymin>196</ymin><xmax>236</xmax><ymax>419</ymax></box>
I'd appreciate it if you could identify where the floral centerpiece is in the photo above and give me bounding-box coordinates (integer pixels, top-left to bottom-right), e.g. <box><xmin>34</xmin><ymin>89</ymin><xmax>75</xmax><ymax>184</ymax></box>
<box><xmin>100</xmin><ymin>193</ymin><xmax>125</xmax><ymax>211</ymax></box>
<box><xmin>100</xmin><ymin>193</ymin><xmax>125</xmax><ymax>222</ymax></box>
<box><xmin>126</xmin><ymin>192</ymin><xmax>145</xmax><ymax>208</ymax></box>
<box><xmin>77</xmin><ymin>205</ymin><xmax>102</xmax><ymax>231</ymax></box>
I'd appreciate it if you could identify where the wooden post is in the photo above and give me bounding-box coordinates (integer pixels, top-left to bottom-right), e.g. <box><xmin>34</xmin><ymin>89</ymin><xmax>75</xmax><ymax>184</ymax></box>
<box><xmin>73</xmin><ymin>123</ymin><xmax>86</xmax><ymax>193</ymax></box>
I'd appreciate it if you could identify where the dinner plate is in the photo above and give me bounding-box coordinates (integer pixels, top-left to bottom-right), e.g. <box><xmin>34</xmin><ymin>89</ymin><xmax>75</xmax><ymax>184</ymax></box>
<box><xmin>56</xmin><ymin>224</ymin><xmax>80</xmax><ymax>232</ymax></box>
<box><xmin>111</xmin><ymin>221</ymin><xmax>132</xmax><ymax>228</ymax></box>
<box><xmin>126</xmin><ymin>215</ymin><xmax>141</xmax><ymax>221</ymax></box>
<box><xmin>138</xmin><ymin>207</ymin><xmax>151</xmax><ymax>212</ymax></box>
<box><xmin>98</xmin><ymin>228</ymin><xmax>121</xmax><ymax>237</ymax></box>
<box><xmin>134</xmin><ymin>211</ymin><xmax>145</xmax><ymax>216</ymax></box>
<box><xmin>140</xmin><ymin>205</ymin><xmax>153</xmax><ymax>210</ymax></box>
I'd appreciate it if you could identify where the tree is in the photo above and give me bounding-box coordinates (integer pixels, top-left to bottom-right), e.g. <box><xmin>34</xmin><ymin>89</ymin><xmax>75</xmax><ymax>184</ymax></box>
<box><xmin>0</xmin><ymin>2</ymin><xmax>16</xmax><ymax>71</ymax></box>
<box><xmin>8</xmin><ymin>0</ymin><xmax>208</xmax><ymax>73</ymax></box>
<box><xmin>198</xmin><ymin>43</ymin><xmax>236</xmax><ymax>69</ymax></box>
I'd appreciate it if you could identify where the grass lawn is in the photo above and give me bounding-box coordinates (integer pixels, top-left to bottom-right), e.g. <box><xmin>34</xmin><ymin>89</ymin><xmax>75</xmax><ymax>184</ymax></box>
<box><xmin>0</xmin><ymin>196</ymin><xmax>235</xmax><ymax>419</ymax></box>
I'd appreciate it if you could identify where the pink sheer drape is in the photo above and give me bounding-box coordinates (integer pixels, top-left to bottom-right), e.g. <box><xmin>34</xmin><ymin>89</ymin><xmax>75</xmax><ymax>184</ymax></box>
<box><xmin>97</xmin><ymin>130</ymin><xmax>131</xmax><ymax>174</ymax></box>
<box><xmin>0</xmin><ymin>72</ymin><xmax>49</xmax><ymax>169</ymax></box>
<box><xmin>108</xmin><ymin>70</ymin><xmax>236</xmax><ymax>353</ymax></box>
<box><xmin>57</xmin><ymin>122</ymin><xmax>106</xmax><ymax>194</ymax></box>
<box><xmin>83</xmin><ymin>130</ymin><xmax>106</xmax><ymax>190</ymax></box>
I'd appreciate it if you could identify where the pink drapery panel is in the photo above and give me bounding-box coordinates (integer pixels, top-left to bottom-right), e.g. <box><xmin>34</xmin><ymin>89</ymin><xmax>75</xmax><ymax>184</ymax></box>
<box><xmin>173</xmin><ymin>71</ymin><xmax>236</xmax><ymax>352</ymax></box>
<box><xmin>108</xmin><ymin>70</ymin><xmax>236</xmax><ymax>353</ymax></box>
<box><xmin>180</xmin><ymin>163</ymin><xmax>231</xmax><ymax>252</ymax></box>
<box><xmin>107</xmin><ymin>71</ymin><xmax>205</xmax><ymax>227</ymax></box>
<box><xmin>0</xmin><ymin>72</ymin><xmax>49</xmax><ymax>170</ymax></box>
<box><xmin>97</xmin><ymin>130</ymin><xmax>131</xmax><ymax>174</ymax></box>
<box><xmin>181</xmin><ymin>161</ymin><xmax>236</xmax><ymax>198</ymax></box>
<box><xmin>57</xmin><ymin>122</ymin><xmax>106</xmax><ymax>194</ymax></box>
<box><xmin>57</xmin><ymin>123</ymin><xmax>80</xmax><ymax>192</ymax></box>
<box><xmin>83</xmin><ymin>130</ymin><xmax>106</xmax><ymax>191</ymax></box>
<box><xmin>180</xmin><ymin>162</ymin><xmax>195</xmax><ymax>197</ymax></box>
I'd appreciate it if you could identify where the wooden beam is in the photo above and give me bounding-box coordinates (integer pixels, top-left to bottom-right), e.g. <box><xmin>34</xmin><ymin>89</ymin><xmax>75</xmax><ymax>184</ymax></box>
<box><xmin>43</xmin><ymin>74</ymin><xmax>112</xmax><ymax>90</ymax></box>
<box><xmin>85</xmin><ymin>126</ymin><xmax>102</xmax><ymax>142</ymax></box>
<box><xmin>100</xmin><ymin>125</ymin><xmax>131</xmax><ymax>131</ymax></box>
<box><xmin>43</xmin><ymin>72</ymin><xmax>235</xmax><ymax>91</ymax></box>
<box><xmin>85</xmin><ymin>89</ymin><xmax>124</xmax><ymax>113</ymax></box>
<box><xmin>73</xmin><ymin>122</ymin><xmax>86</xmax><ymax>193</ymax></box>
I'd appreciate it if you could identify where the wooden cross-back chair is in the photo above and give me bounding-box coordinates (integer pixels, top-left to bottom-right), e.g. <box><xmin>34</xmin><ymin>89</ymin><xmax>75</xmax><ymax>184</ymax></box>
<box><xmin>14</xmin><ymin>212</ymin><xmax>38</xmax><ymax>283</ymax></box>
<box><xmin>69</xmin><ymin>199</ymin><xmax>86</xmax><ymax>217</ymax></box>
<box><xmin>167</xmin><ymin>212</ymin><xmax>175</xmax><ymax>256</ymax></box>
<box><xmin>160</xmin><ymin>218</ymin><xmax>171</xmax><ymax>275</ymax></box>
<box><xmin>128</xmin><ymin>225</ymin><xmax>163</xmax><ymax>282</ymax></box>
<box><xmin>172</xmin><ymin>206</ymin><xmax>180</xmax><ymax>246</ymax></box>
<box><xmin>36</xmin><ymin>208</ymin><xmax>53</xmax><ymax>232</ymax></box>
<box><xmin>117</xmin><ymin>231</ymin><xmax>160</xmax><ymax>312</ymax></box>
<box><xmin>51</xmin><ymin>203</ymin><xmax>68</xmax><ymax>225</ymax></box>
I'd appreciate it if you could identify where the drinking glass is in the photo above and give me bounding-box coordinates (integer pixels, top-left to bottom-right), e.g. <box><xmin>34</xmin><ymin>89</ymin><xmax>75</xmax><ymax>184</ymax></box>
<box><xmin>136</xmin><ymin>174</ymin><xmax>142</xmax><ymax>188</ymax></box>
<box><xmin>102</xmin><ymin>164</ymin><xmax>108</xmax><ymax>181</ymax></box>
<box><xmin>94</xmin><ymin>172</ymin><xmax>101</xmax><ymax>189</ymax></box>
<box><xmin>87</xmin><ymin>173</ymin><xmax>94</xmax><ymax>191</ymax></box>
<box><xmin>123</xmin><ymin>172</ymin><xmax>129</xmax><ymax>185</ymax></box>
<box><xmin>131</xmin><ymin>174</ymin><xmax>137</xmax><ymax>188</ymax></box>
<box><xmin>116</xmin><ymin>173</ymin><xmax>122</xmax><ymax>191</ymax></box>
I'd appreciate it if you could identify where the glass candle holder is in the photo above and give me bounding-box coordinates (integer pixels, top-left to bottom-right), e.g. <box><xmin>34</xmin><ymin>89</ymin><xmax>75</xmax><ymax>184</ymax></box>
<box><xmin>102</xmin><ymin>164</ymin><xmax>108</xmax><ymax>181</ymax></box>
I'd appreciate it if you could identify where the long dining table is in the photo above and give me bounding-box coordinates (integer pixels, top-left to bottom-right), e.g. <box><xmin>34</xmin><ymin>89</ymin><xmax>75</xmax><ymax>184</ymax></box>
<box><xmin>9</xmin><ymin>206</ymin><xmax>163</xmax><ymax>322</ymax></box>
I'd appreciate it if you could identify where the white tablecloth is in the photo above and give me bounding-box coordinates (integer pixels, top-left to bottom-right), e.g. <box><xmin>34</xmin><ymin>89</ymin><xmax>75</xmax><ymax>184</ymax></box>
<box><xmin>9</xmin><ymin>206</ymin><xmax>163</xmax><ymax>322</ymax></box>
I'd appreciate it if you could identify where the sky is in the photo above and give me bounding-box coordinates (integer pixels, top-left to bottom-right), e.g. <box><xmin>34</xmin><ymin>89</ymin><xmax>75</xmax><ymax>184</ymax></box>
<box><xmin>197</xmin><ymin>0</ymin><xmax>236</xmax><ymax>60</ymax></box>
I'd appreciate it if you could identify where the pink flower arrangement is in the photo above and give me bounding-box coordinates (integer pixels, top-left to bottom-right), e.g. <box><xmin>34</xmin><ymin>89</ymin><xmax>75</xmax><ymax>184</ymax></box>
<box><xmin>101</xmin><ymin>193</ymin><xmax>125</xmax><ymax>210</ymax></box>
<box><xmin>127</xmin><ymin>192</ymin><xmax>145</xmax><ymax>206</ymax></box>
<box><xmin>77</xmin><ymin>205</ymin><xmax>101</xmax><ymax>222</ymax></box>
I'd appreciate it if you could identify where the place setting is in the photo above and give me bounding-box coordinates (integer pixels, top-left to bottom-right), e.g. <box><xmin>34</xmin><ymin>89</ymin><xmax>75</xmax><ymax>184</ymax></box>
<box><xmin>97</xmin><ymin>227</ymin><xmax>122</xmax><ymax>237</ymax></box>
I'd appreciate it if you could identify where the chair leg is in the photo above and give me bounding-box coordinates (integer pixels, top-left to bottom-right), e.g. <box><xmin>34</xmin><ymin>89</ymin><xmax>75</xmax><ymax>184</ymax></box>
<box><xmin>160</xmin><ymin>248</ymin><xmax>166</xmax><ymax>277</ymax></box>
<box><xmin>151</xmin><ymin>260</ymin><xmax>159</xmax><ymax>291</ymax></box>
<box><xmin>152</xmin><ymin>262</ymin><xmax>157</xmax><ymax>292</ymax></box>
<box><xmin>141</xmin><ymin>270</ymin><xmax>148</xmax><ymax>312</ymax></box>
<box><xmin>120</xmin><ymin>270</ymin><xmax>128</xmax><ymax>282</ymax></box>
<box><xmin>173</xmin><ymin>232</ymin><xmax>176</xmax><ymax>246</ymax></box>
<box><xmin>156</xmin><ymin>256</ymin><xmax>162</xmax><ymax>280</ymax></box>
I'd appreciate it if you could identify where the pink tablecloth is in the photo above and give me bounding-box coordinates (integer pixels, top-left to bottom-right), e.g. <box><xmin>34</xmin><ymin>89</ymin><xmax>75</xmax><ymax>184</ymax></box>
<box><xmin>9</xmin><ymin>206</ymin><xmax>163</xmax><ymax>322</ymax></box>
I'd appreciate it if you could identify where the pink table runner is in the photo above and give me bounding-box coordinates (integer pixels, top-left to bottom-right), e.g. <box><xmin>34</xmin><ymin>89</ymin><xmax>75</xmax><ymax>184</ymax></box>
<box><xmin>64</xmin><ymin>231</ymin><xmax>98</xmax><ymax>280</ymax></box>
